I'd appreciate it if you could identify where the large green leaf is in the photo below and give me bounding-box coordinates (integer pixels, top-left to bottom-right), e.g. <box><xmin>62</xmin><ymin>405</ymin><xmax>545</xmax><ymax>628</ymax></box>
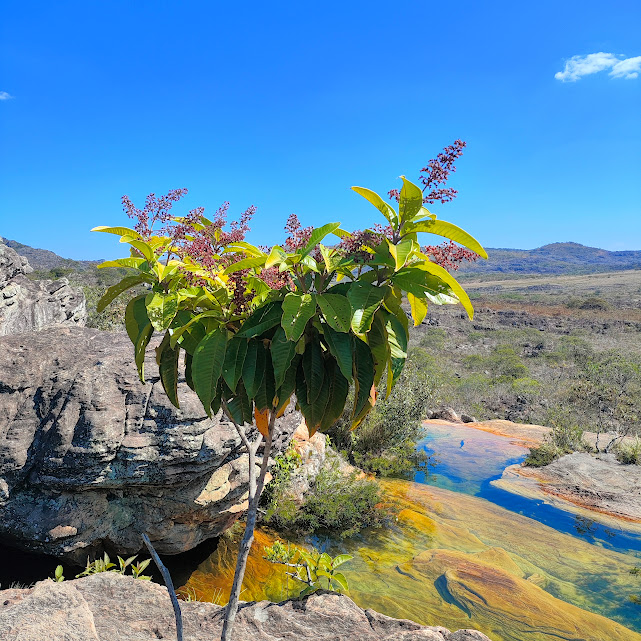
<box><xmin>223</xmin><ymin>256</ymin><xmax>266</xmax><ymax>274</ymax></box>
<box><xmin>275</xmin><ymin>354</ymin><xmax>300</xmax><ymax>412</ymax></box>
<box><xmin>97</xmin><ymin>275</ymin><xmax>149</xmax><ymax>313</ymax></box>
<box><xmin>302</xmin><ymin>339</ymin><xmax>325</xmax><ymax>404</ymax></box>
<box><xmin>91</xmin><ymin>225</ymin><xmax>142</xmax><ymax>239</ymax></box>
<box><xmin>351</xmin><ymin>186</ymin><xmax>398</xmax><ymax>227</ymax></box>
<box><xmin>236</xmin><ymin>301</ymin><xmax>283</xmax><ymax>339</ymax></box>
<box><xmin>300</xmin><ymin>223</ymin><xmax>341</xmax><ymax>258</ymax></box>
<box><xmin>145</xmin><ymin>292</ymin><xmax>178</xmax><ymax>331</ymax></box>
<box><xmin>226</xmin><ymin>382</ymin><xmax>253</xmax><ymax>425</ymax></box>
<box><xmin>184</xmin><ymin>352</ymin><xmax>195</xmax><ymax>391</ymax></box>
<box><xmin>368</xmin><ymin>311</ymin><xmax>390</xmax><ymax>386</ymax></box>
<box><xmin>352</xmin><ymin>338</ymin><xmax>375</xmax><ymax>420</ymax></box>
<box><xmin>281</xmin><ymin>293</ymin><xmax>316</xmax><ymax>341</ymax></box>
<box><xmin>385</xmin><ymin>312</ymin><xmax>408</xmax><ymax>391</ymax></box>
<box><xmin>134</xmin><ymin>323</ymin><xmax>153</xmax><ymax>382</ymax></box>
<box><xmin>192</xmin><ymin>329</ymin><xmax>228</xmax><ymax>416</ymax></box>
<box><xmin>319</xmin><ymin>359</ymin><xmax>349</xmax><ymax>432</ymax></box>
<box><xmin>407</xmin><ymin>292</ymin><xmax>428</xmax><ymax>326</ymax></box>
<box><xmin>156</xmin><ymin>333</ymin><xmax>180</xmax><ymax>408</ymax></box>
<box><xmin>316</xmin><ymin>294</ymin><xmax>351</xmax><ymax>333</ymax></box>
<box><xmin>415</xmin><ymin>260</ymin><xmax>474</xmax><ymax>320</ymax></box>
<box><xmin>125</xmin><ymin>295</ymin><xmax>150</xmax><ymax>345</ymax></box>
<box><xmin>222</xmin><ymin>336</ymin><xmax>248</xmax><ymax>392</ymax></box>
<box><xmin>296</xmin><ymin>359</ymin><xmax>331</xmax><ymax>434</ymax></box>
<box><xmin>242</xmin><ymin>339</ymin><xmax>266</xmax><ymax>399</ymax></box>
<box><xmin>254</xmin><ymin>358</ymin><xmax>276</xmax><ymax>411</ymax></box>
<box><xmin>403</xmin><ymin>219</ymin><xmax>487</xmax><ymax>259</ymax></box>
<box><xmin>398</xmin><ymin>176</ymin><xmax>424</xmax><ymax>224</ymax></box>
<box><xmin>170</xmin><ymin>311</ymin><xmax>222</xmax><ymax>348</ymax></box>
<box><xmin>270</xmin><ymin>326</ymin><xmax>297</xmax><ymax>388</ymax></box>
<box><xmin>265</xmin><ymin>245</ymin><xmax>287</xmax><ymax>268</ymax></box>
<box><xmin>387</xmin><ymin>238</ymin><xmax>414</xmax><ymax>272</ymax></box>
<box><xmin>322</xmin><ymin>325</ymin><xmax>353</xmax><ymax>382</ymax></box>
<box><xmin>347</xmin><ymin>282</ymin><xmax>386</xmax><ymax>334</ymax></box>
<box><xmin>98</xmin><ymin>257</ymin><xmax>148</xmax><ymax>270</ymax></box>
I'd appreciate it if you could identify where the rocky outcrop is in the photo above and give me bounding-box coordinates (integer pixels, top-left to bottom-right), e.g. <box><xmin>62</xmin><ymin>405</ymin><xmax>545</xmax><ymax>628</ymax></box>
<box><xmin>0</xmin><ymin>241</ymin><xmax>86</xmax><ymax>335</ymax></box>
<box><xmin>0</xmin><ymin>573</ymin><xmax>493</xmax><ymax>641</ymax></box>
<box><xmin>492</xmin><ymin>452</ymin><xmax>641</xmax><ymax>533</ymax></box>
<box><xmin>0</xmin><ymin>326</ymin><xmax>301</xmax><ymax>563</ymax></box>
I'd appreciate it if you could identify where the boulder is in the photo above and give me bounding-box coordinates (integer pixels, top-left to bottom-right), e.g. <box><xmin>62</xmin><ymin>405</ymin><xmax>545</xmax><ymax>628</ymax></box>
<box><xmin>0</xmin><ymin>241</ymin><xmax>86</xmax><ymax>335</ymax></box>
<box><xmin>460</xmin><ymin>414</ymin><xmax>477</xmax><ymax>424</ymax></box>
<box><xmin>0</xmin><ymin>573</ymin><xmax>494</xmax><ymax>641</ymax></box>
<box><xmin>0</xmin><ymin>326</ymin><xmax>301</xmax><ymax>563</ymax></box>
<box><xmin>430</xmin><ymin>408</ymin><xmax>461</xmax><ymax>422</ymax></box>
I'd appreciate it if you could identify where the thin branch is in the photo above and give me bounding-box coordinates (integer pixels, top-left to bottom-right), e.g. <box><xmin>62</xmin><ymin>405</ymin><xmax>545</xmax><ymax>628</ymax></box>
<box><xmin>142</xmin><ymin>533</ymin><xmax>183</xmax><ymax>641</ymax></box>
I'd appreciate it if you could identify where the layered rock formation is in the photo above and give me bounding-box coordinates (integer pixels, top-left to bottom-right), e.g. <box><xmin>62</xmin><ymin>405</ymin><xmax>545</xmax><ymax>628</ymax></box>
<box><xmin>0</xmin><ymin>240</ymin><xmax>86</xmax><ymax>335</ymax></box>
<box><xmin>0</xmin><ymin>326</ymin><xmax>301</xmax><ymax>563</ymax></box>
<box><xmin>0</xmin><ymin>573</ymin><xmax>492</xmax><ymax>641</ymax></box>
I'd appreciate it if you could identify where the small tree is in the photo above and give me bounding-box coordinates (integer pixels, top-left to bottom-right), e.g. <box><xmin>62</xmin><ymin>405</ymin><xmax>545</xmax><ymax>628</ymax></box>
<box><xmin>93</xmin><ymin>160</ymin><xmax>485</xmax><ymax>641</ymax></box>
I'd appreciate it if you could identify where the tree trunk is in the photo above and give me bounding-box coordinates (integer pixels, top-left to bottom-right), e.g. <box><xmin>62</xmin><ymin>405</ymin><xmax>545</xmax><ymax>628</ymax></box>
<box><xmin>220</xmin><ymin>412</ymin><xmax>275</xmax><ymax>641</ymax></box>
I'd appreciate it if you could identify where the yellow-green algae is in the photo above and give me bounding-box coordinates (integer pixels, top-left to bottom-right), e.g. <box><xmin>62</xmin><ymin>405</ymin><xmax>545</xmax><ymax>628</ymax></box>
<box><xmin>180</xmin><ymin>478</ymin><xmax>641</xmax><ymax>641</ymax></box>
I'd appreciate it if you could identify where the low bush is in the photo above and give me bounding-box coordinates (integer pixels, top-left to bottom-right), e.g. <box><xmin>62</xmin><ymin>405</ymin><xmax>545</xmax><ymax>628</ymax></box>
<box><xmin>265</xmin><ymin>453</ymin><xmax>387</xmax><ymax>538</ymax></box>
<box><xmin>614</xmin><ymin>438</ymin><xmax>641</xmax><ymax>465</ymax></box>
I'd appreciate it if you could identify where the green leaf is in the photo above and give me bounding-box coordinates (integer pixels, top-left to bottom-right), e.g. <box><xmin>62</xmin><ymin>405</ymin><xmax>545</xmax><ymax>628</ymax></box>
<box><xmin>331</xmin><ymin>572</ymin><xmax>349</xmax><ymax>592</ymax></box>
<box><xmin>275</xmin><ymin>354</ymin><xmax>300</xmax><ymax>413</ymax></box>
<box><xmin>222</xmin><ymin>336</ymin><xmax>248</xmax><ymax>392</ymax></box>
<box><xmin>403</xmin><ymin>219</ymin><xmax>487</xmax><ymax>259</ymax></box>
<box><xmin>169</xmin><ymin>311</ymin><xmax>222</xmax><ymax>348</ymax></box>
<box><xmin>97</xmin><ymin>275</ymin><xmax>149</xmax><ymax>313</ymax></box>
<box><xmin>351</xmin><ymin>186</ymin><xmax>398</xmax><ymax>227</ymax></box>
<box><xmin>302</xmin><ymin>339</ymin><xmax>325</xmax><ymax>404</ymax></box>
<box><xmin>242</xmin><ymin>340</ymin><xmax>266</xmax><ymax>399</ymax></box>
<box><xmin>236</xmin><ymin>301</ymin><xmax>283</xmax><ymax>339</ymax></box>
<box><xmin>226</xmin><ymin>382</ymin><xmax>253</xmax><ymax>425</ymax></box>
<box><xmin>265</xmin><ymin>245</ymin><xmax>288</xmax><ymax>268</ymax></box>
<box><xmin>254</xmin><ymin>358</ymin><xmax>276</xmax><ymax>411</ymax></box>
<box><xmin>407</xmin><ymin>292</ymin><xmax>428</xmax><ymax>326</ymax></box>
<box><xmin>387</xmin><ymin>238</ymin><xmax>414</xmax><ymax>271</ymax></box>
<box><xmin>281</xmin><ymin>293</ymin><xmax>316</xmax><ymax>342</ymax></box>
<box><xmin>192</xmin><ymin>329</ymin><xmax>228</xmax><ymax>416</ymax></box>
<box><xmin>352</xmin><ymin>337</ymin><xmax>375</xmax><ymax>419</ymax></box>
<box><xmin>270</xmin><ymin>326</ymin><xmax>297</xmax><ymax>389</ymax></box>
<box><xmin>145</xmin><ymin>292</ymin><xmax>178</xmax><ymax>331</ymax></box>
<box><xmin>316</xmin><ymin>294</ymin><xmax>351</xmax><ymax>333</ymax></box>
<box><xmin>319</xmin><ymin>359</ymin><xmax>349</xmax><ymax>432</ymax></box>
<box><xmin>322</xmin><ymin>325</ymin><xmax>352</xmax><ymax>382</ymax></box>
<box><xmin>347</xmin><ymin>282</ymin><xmax>386</xmax><ymax>334</ymax></box>
<box><xmin>331</xmin><ymin>554</ymin><xmax>353</xmax><ymax>569</ymax></box>
<box><xmin>125</xmin><ymin>295</ymin><xmax>151</xmax><ymax>345</ymax></box>
<box><xmin>91</xmin><ymin>225</ymin><xmax>143</xmax><ymax>239</ymax></box>
<box><xmin>398</xmin><ymin>176</ymin><xmax>424</xmax><ymax>224</ymax></box>
<box><xmin>300</xmin><ymin>223</ymin><xmax>341</xmax><ymax>258</ymax></box>
<box><xmin>296</xmin><ymin>358</ymin><xmax>331</xmax><ymax>434</ymax></box>
<box><xmin>98</xmin><ymin>257</ymin><xmax>149</xmax><ymax>270</ymax></box>
<box><xmin>385</xmin><ymin>312</ymin><xmax>408</xmax><ymax>392</ymax></box>
<box><xmin>156</xmin><ymin>334</ymin><xmax>180</xmax><ymax>408</ymax></box>
<box><xmin>223</xmin><ymin>256</ymin><xmax>266</xmax><ymax>274</ymax></box>
<box><xmin>415</xmin><ymin>260</ymin><xmax>474</xmax><ymax>320</ymax></box>
<box><xmin>135</xmin><ymin>323</ymin><xmax>153</xmax><ymax>381</ymax></box>
<box><xmin>184</xmin><ymin>352</ymin><xmax>195</xmax><ymax>390</ymax></box>
<box><xmin>368</xmin><ymin>311</ymin><xmax>390</xmax><ymax>386</ymax></box>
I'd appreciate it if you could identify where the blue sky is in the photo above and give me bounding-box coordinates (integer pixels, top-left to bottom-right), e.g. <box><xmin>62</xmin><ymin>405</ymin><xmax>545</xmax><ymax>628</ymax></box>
<box><xmin>1</xmin><ymin>1</ymin><xmax>640</xmax><ymax>260</ymax></box>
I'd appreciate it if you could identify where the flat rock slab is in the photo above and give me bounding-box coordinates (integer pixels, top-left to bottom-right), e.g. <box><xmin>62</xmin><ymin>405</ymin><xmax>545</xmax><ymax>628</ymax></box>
<box><xmin>493</xmin><ymin>452</ymin><xmax>641</xmax><ymax>532</ymax></box>
<box><xmin>0</xmin><ymin>573</ymin><xmax>492</xmax><ymax>641</ymax></box>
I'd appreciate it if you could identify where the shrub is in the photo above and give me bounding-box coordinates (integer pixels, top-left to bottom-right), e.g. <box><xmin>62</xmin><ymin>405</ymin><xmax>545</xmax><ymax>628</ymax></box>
<box><xmin>524</xmin><ymin>443</ymin><xmax>560</xmax><ymax>467</ymax></box>
<box><xmin>266</xmin><ymin>453</ymin><xmax>387</xmax><ymax>538</ymax></box>
<box><xmin>614</xmin><ymin>437</ymin><xmax>641</xmax><ymax>465</ymax></box>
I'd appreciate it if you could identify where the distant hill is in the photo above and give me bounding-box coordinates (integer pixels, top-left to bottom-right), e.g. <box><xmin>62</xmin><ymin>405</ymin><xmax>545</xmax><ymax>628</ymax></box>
<box><xmin>1</xmin><ymin>238</ymin><xmax>101</xmax><ymax>272</ymax></box>
<box><xmin>458</xmin><ymin>242</ymin><xmax>641</xmax><ymax>277</ymax></box>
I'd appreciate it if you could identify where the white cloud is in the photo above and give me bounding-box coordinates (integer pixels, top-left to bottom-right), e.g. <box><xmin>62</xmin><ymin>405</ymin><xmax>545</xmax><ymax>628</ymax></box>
<box><xmin>555</xmin><ymin>53</ymin><xmax>641</xmax><ymax>81</ymax></box>
<box><xmin>0</xmin><ymin>91</ymin><xmax>13</xmax><ymax>100</ymax></box>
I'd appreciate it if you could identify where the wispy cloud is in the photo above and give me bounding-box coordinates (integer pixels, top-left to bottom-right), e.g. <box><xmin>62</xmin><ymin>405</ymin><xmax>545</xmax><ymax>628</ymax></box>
<box><xmin>0</xmin><ymin>91</ymin><xmax>13</xmax><ymax>100</ymax></box>
<box><xmin>555</xmin><ymin>53</ymin><xmax>641</xmax><ymax>82</ymax></box>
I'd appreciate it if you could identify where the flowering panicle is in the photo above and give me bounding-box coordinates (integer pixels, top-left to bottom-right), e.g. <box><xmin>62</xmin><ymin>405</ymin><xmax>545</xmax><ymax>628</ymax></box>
<box><xmin>283</xmin><ymin>214</ymin><xmax>313</xmax><ymax>252</ymax></box>
<box><xmin>122</xmin><ymin>188</ymin><xmax>189</xmax><ymax>238</ymax></box>
<box><xmin>423</xmin><ymin>240</ymin><xmax>478</xmax><ymax>271</ymax></box>
<box><xmin>337</xmin><ymin>224</ymin><xmax>391</xmax><ymax>263</ymax></box>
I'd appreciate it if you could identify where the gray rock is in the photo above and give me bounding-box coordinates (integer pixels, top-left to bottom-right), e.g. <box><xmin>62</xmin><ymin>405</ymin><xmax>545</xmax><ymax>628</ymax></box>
<box><xmin>430</xmin><ymin>408</ymin><xmax>461</xmax><ymax>422</ymax></box>
<box><xmin>0</xmin><ymin>573</ymin><xmax>494</xmax><ymax>641</ymax></box>
<box><xmin>460</xmin><ymin>414</ymin><xmax>477</xmax><ymax>424</ymax></box>
<box><xmin>0</xmin><ymin>326</ymin><xmax>301</xmax><ymax>563</ymax></box>
<box><xmin>0</xmin><ymin>241</ymin><xmax>86</xmax><ymax>335</ymax></box>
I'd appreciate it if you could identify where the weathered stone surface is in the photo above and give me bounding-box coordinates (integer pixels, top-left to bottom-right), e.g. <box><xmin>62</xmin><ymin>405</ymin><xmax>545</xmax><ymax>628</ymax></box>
<box><xmin>0</xmin><ymin>573</ymin><xmax>493</xmax><ymax>641</ymax></box>
<box><xmin>493</xmin><ymin>452</ymin><xmax>641</xmax><ymax>533</ymax></box>
<box><xmin>429</xmin><ymin>408</ymin><xmax>461</xmax><ymax>422</ymax></box>
<box><xmin>0</xmin><ymin>241</ymin><xmax>86</xmax><ymax>335</ymax></box>
<box><xmin>0</xmin><ymin>326</ymin><xmax>301</xmax><ymax>563</ymax></box>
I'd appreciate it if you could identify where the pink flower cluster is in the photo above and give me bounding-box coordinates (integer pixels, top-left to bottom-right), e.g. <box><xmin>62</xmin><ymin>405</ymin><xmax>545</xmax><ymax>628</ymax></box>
<box><xmin>423</xmin><ymin>240</ymin><xmax>479</xmax><ymax>271</ymax></box>
<box><xmin>283</xmin><ymin>214</ymin><xmax>313</xmax><ymax>252</ymax></box>
<box><xmin>387</xmin><ymin>139</ymin><xmax>467</xmax><ymax>206</ymax></box>
<box><xmin>122</xmin><ymin>188</ymin><xmax>189</xmax><ymax>238</ymax></box>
